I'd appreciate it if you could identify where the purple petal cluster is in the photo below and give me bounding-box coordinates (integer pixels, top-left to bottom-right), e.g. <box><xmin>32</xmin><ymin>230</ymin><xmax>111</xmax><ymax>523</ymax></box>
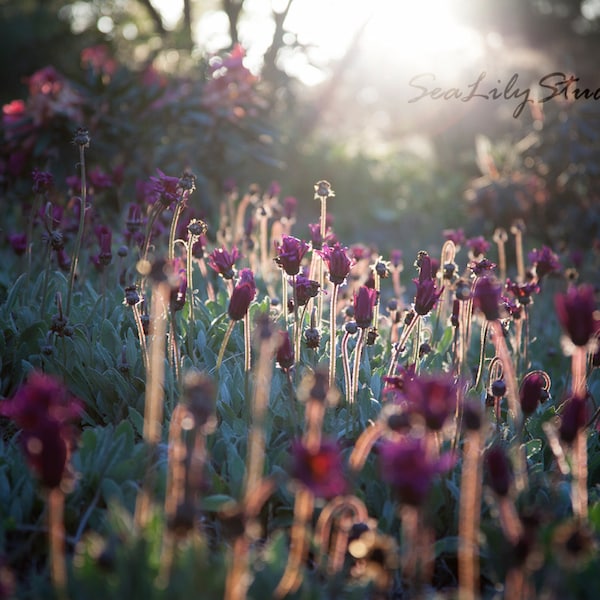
<box><xmin>274</xmin><ymin>235</ymin><xmax>309</xmax><ymax>276</ymax></box>
<box><xmin>318</xmin><ymin>243</ymin><xmax>353</xmax><ymax>285</ymax></box>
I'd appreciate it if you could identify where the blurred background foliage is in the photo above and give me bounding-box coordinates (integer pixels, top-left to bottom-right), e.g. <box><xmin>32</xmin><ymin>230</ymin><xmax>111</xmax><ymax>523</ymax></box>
<box><xmin>2</xmin><ymin>0</ymin><xmax>600</xmax><ymax>256</ymax></box>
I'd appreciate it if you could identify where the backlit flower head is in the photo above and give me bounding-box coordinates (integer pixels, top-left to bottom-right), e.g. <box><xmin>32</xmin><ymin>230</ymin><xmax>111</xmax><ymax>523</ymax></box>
<box><xmin>353</xmin><ymin>285</ymin><xmax>378</xmax><ymax>329</ymax></box>
<box><xmin>555</xmin><ymin>283</ymin><xmax>598</xmax><ymax>347</ymax></box>
<box><xmin>0</xmin><ymin>372</ymin><xmax>82</xmax><ymax>489</ymax></box>
<box><xmin>208</xmin><ymin>245</ymin><xmax>240</xmax><ymax>280</ymax></box>
<box><xmin>559</xmin><ymin>394</ymin><xmax>588</xmax><ymax>445</ymax></box>
<box><xmin>473</xmin><ymin>276</ymin><xmax>502</xmax><ymax>321</ymax></box>
<box><xmin>149</xmin><ymin>169</ymin><xmax>180</xmax><ymax>207</ymax></box>
<box><xmin>318</xmin><ymin>243</ymin><xmax>353</xmax><ymax>285</ymax></box>
<box><xmin>413</xmin><ymin>252</ymin><xmax>443</xmax><ymax>316</ymax></box>
<box><xmin>274</xmin><ymin>235</ymin><xmax>309</xmax><ymax>276</ymax></box>
<box><xmin>529</xmin><ymin>246</ymin><xmax>561</xmax><ymax>279</ymax></box>
<box><xmin>276</xmin><ymin>330</ymin><xmax>294</xmax><ymax>371</ymax></box>
<box><xmin>290</xmin><ymin>438</ymin><xmax>347</xmax><ymax>498</ymax></box>
<box><xmin>379</xmin><ymin>435</ymin><xmax>455</xmax><ymax>505</ymax></box>
<box><xmin>467</xmin><ymin>235</ymin><xmax>490</xmax><ymax>258</ymax></box>
<box><xmin>519</xmin><ymin>372</ymin><xmax>548</xmax><ymax>416</ymax></box>
<box><xmin>485</xmin><ymin>445</ymin><xmax>512</xmax><ymax>497</ymax></box>
<box><xmin>227</xmin><ymin>269</ymin><xmax>256</xmax><ymax>321</ymax></box>
<box><xmin>291</xmin><ymin>274</ymin><xmax>320</xmax><ymax>307</ymax></box>
<box><xmin>403</xmin><ymin>372</ymin><xmax>459</xmax><ymax>431</ymax></box>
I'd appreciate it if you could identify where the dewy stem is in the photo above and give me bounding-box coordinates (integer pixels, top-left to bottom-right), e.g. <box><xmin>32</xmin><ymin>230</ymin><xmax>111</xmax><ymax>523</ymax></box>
<box><xmin>66</xmin><ymin>144</ymin><xmax>87</xmax><ymax>317</ymax></box>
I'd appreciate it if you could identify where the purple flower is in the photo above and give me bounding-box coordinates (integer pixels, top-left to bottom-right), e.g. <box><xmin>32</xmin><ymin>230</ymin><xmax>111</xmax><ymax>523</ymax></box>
<box><xmin>519</xmin><ymin>372</ymin><xmax>546</xmax><ymax>416</ymax></box>
<box><xmin>228</xmin><ymin>270</ymin><xmax>256</xmax><ymax>321</ymax></box>
<box><xmin>95</xmin><ymin>224</ymin><xmax>113</xmax><ymax>267</ymax></box>
<box><xmin>0</xmin><ymin>372</ymin><xmax>82</xmax><ymax>489</ymax></box>
<box><xmin>469</xmin><ymin>258</ymin><xmax>496</xmax><ymax>276</ymax></box>
<box><xmin>32</xmin><ymin>169</ymin><xmax>54</xmax><ymax>194</ymax></box>
<box><xmin>292</xmin><ymin>274</ymin><xmax>320</xmax><ymax>307</ymax></box>
<box><xmin>149</xmin><ymin>169</ymin><xmax>180</xmax><ymax>207</ymax></box>
<box><xmin>353</xmin><ymin>286</ymin><xmax>378</xmax><ymax>329</ymax></box>
<box><xmin>283</xmin><ymin>196</ymin><xmax>297</xmax><ymax>220</ymax></box>
<box><xmin>379</xmin><ymin>436</ymin><xmax>455</xmax><ymax>505</ymax></box>
<box><xmin>485</xmin><ymin>445</ymin><xmax>512</xmax><ymax>497</ymax></box>
<box><xmin>505</xmin><ymin>278</ymin><xmax>539</xmax><ymax>306</ymax></box>
<box><xmin>274</xmin><ymin>235</ymin><xmax>309</xmax><ymax>276</ymax></box>
<box><xmin>208</xmin><ymin>245</ymin><xmax>240</xmax><ymax>280</ymax></box>
<box><xmin>413</xmin><ymin>253</ymin><xmax>443</xmax><ymax>316</ymax></box>
<box><xmin>318</xmin><ymin>243</ymin><xmax>353</xmax><ymax>285</ymax></box>
<box><xmin>467</xmin><ymin>236</ymin><xmax>490</xmax><ymax>257</ymax></box>
<box><xmin>403</xmin><ymin>373</ymin><xmax>458</xmax><ymax>431</ymax></box>
<box><xmin>276</xmin><ymin>330</ymin><xmax>294</xmax><ymax>371</ymax></box>
<box><xmin>290</xmin><ymin>438</ymin><xmax>347</xmax><ymax>498</ymax></box>
<box><xmin>555</xmin><ymin>284</ymin><xmax>598</xmax><ymax>347</ymax></box>
<box><xmin>559</xmin><ymin>395</ymin><xmax>588</xmax><ymax>444</ymax></box>
<box><xmin>444</xmin><ymin>228</ymin><xmax>466</xmax><ymax>247</ymax></box>
<box><xmin>7</xmin><ymin>232</ymin><xmax>27</xmax><ymax>256</ymax></box>
<box><xmin>473</xmin><ymin>276</ymin><xmax>502</xmax><ymax>321</ymax></box>
<box><xmin>529</xmin><ymin>246</ymin><xmax>561</xmax><ymax>279</ymax></box>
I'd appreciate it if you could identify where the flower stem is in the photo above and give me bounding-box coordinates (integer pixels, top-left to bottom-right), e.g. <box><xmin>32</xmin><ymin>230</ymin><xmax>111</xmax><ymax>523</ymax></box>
<box><xmin>328</xmin><ymin>283</ymin><xmax>339</xmax><ymax>388</ymax></box>
<box><xmin>350</xmin><ymin>327</ymin><xmax>366</xmax><ymax>405</ymax></box>
<box><xmin>48</xmin><ymin>487</ymin><xmax>67</xmax><ymax>600</ymax></box>
<box><xmin>168</xmin><ymin>197</ymin><xmax>185</xmax><ymax>262</ymax></box>
<box><xmin>66</xmin><ymin>144</ymin><xmax>87</xmax><ymax>317</ymax></box>
<box><xmin>216</xmin><ymin>320</ymin><xmax>236</xmax><ymax>371</ymax></box>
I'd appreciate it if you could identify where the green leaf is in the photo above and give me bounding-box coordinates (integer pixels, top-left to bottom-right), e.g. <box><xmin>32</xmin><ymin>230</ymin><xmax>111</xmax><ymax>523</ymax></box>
<box><xmin>201</xmin><ymin>494</ymin><xmax>236</xmax><ymax>512</ymax></box>
<box><xmin>524</xmin><ymin>438</ymin><xmax>542</xmax><ymax>460</ymax></box>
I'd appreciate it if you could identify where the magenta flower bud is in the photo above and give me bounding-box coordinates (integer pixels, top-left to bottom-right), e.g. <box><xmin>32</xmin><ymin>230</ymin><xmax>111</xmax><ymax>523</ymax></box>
<box><xmin>467</xmin><ymin>236</ymin><xmax>490</xmax><ymax>257</ymax></box>
<box><xmin>353</xmin><ymin>285</ymin><xmax>378</xmax><ymax>329</ymax></box>
<box><xmin>519</xmin><ymin>372</ymin><xmax>546</xmax><ymax>416</ymax></box>
<box><xmin>529</xmin><ymin>246</ymin><xmax>561</xmax><ymax>279</ymax></box>
<box><xmin>208</xmin><ymin>245</ymin><xmax>240</xmax><ymax>280</ymax></box>
<box><xmin>555</xmin><ymin>284</ymin><xmax>598</xmax><ymax>347</ymax></box>
<box><xmin>379</xmin><ymin>436</ymin><xmax>455</xmax><ymax>506</ymax></box>
<box><xmin>290</xmin><ymin>438</ymin><xmax>347</xmax><ymax>498</ymax></box>
<box><xmin>228</xmin><ymin>270</ymin><xmax>256</xmax><ymax>321</ymax></box>
<box><xmin>559</xmin><ymin>395</ymin><xmax>588</xmax><ymax>444</ymax></box>
<box><xmin>276</xmin><ymin>330</ymin><xmax>294</xmax><ymax>371</ymax></box>
<box><xmin>413</xmin><ymin>252</ymin><xmax>443</xmax><ymax>316</ymax></box>
<box><xmin>404</xmin><ymin>373</ymin><xmax>458</xmax><ymax>431</ymax></box>
<box><xmin>274</xmin><ymin>235</ymin><xmax>309</xmax><ymax>276</ymax></box>
<box><xmin>292</xmin><ymin>274</ymin><xmax>320</xmax><ymax>307</ymax></box>
<box><xmin>7</xmin><ymin>232</ymin><xmax>27</xmax><ymax>256</ymax></box>
<box><xmin>283</xmin><ymin>196</ymin><xmax>297</xmax><ymax>220</ymax></box>
<box><xmin>485</xmin><ymin>445</ymin><xmax>512</xmax><ymax>497</ymax></box>
<box><xmin>317</xmin><ymin>243</ymin><xmax>353</xmax><ymax>285</ymax></box>
<box><xmin>473</xmin><ymin>276</ymin><xmax>502</xmax><ymax>320</ymax></box>
<box><xmin>95</xmin><ymin>224</ymin><xmax>112</xmax><ymax>266</ymax></box>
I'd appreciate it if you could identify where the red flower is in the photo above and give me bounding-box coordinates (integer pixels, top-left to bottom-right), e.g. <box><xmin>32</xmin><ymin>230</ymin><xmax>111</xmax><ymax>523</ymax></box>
<box><xmin>318</xmin><ymin>243</ymin><xmax>353</xmax><ymax>285</ymax></box>
<box><xmin>555</xmin><ymin>284</ymin><xmax>598</xmax><ymax>347</ymax></box>
<box><xmin>291</xmin><ymin>439</ymin><xmax>347</xmax><ymax>498</ymax></box>
<box><xmin>353</xmin><ymin>286</ymin><xmax>378</xmax><ymax>329</ymax></box>
<box><xmin>380</xmin><ymin>436</ymin><xmax>455</xmax><ymax>505</ymax></box>
<box><xmin>519</xmin><ymin>372</ymin><xmax>546</xmax><ymax>416</ymax></box>
<box><xmin>274</xmin><ymin>235</ymin><xmax>309</xmax><ymax>276</ymax></box>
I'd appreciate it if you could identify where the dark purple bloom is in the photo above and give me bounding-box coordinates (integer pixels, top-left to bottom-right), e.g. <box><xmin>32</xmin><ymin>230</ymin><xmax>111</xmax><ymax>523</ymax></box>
<box><xmin>292</xmin><ymin>274</ymin><xmax>320</xmax><ymax>307</ymax></box>
<box><xmin>88</xmin><ymin>167</ymin><xmax>113</xmax><ymax>190</ymax></box>
<box><xmin>149</xmin><ymin>169</ymin><xmax>180</xmax><ymax>207</ymax></box>
<box><xmin>443</xmin><ymin>228</ymin><xmax>466</xmax><ymax>247</ymax></box>
<box><xmin>559</xmin><ymin>395</ymin><xmax>588</xmax><ymax>445</ymax></box>
<box><xmin>485</xmin><ymin>445</ymin><xmax>512</xmax><ymax>497</ymax></box>
<box><xmin>208</xmin><ymin>245</ymin><xmax>240</xmax><ymax>280</ymax></box>
<box><xmin>7</xmin><ymin>232</ymin><xmax>27</xmax><ymax>256</ymax></box>
<box><xmin>290</xmin><ymin>438</ymin><xmax>347</xmax><ymax>498</ymax></box>
<box><xmin>519</xmin><ymin>372</ymin><xmax>546</xmax><ymax>416</ymax></box>
<box><xmin>403</xmin><ymin>373</ymin><xmax>458</xmax><ymax>431</ymax></box>
<box><xmin>379</xmin><ymin>436</ymin><xmax>455</xmax><ymax>505</ymax></box>
<box><xmin>0</xmin><ymin>372</ymin><xmax>82</xmax><ymax>489</ymax></box>
<box><xmin>505</xmin><ymin>278</ymin><xmax>540</xmax><ymax>306</ymax></box>
<box><xmin>469</xmin><ymin>258</ymin><xmax>496</xmax><ymax>276</ymax></box>
<box><xmin>467</xmin><ymin>236</ymin><xmax>490</xmax><ymax>257</ymax></box>
<box><xmin>274</xmin><ymin>235</ymin><xmax>309</xmax><ymax>276</ymax></box>
<box><xmin>313</xmin><ymin>180</ymin><xmax>335</xmax><ymax>200</ymax></box>
<box><xmin>529</xmin><ymin>246</ymin><xmax>561</xmax><ymax>279</ymax></box>
<box><xmin>95</xmin><ymin>224</ymin><xmax>112</xmax><ymax>267</ymax></box>
<box><xmin>473</xmin><ymin>276</ymin><xmax>502</xmax><ymax>321</ymax></box>
<box><xmin>276</xmin><ymin>330</ymin><xmax>294</xmax><ymax>371</ymax></box>
<box><xmin>413</xmin><ymin>253</ymin><xmax>443</xmax><ymax>316</ymax></box>
<box><xmin>32</xmin><ymin>169</ymin><xmax>54</xmax><ymax>194</ymax></box>
<box><xmin>318</xmin><ymin>243</ymin><xmax>353</xmax><ymax>285</ymax></box>
<box><xmin>283</xmin><ymin>196</ymin><xmax>297</xmax><ymax>220</ymax></box>
<box><xmin>555</xmin><ymin>284</ymin><xmax>598</xmax><ymax>347</ymax></box>
<box><xmin>228</xmin><ymin>270</ymin><xmax>256</xmax><ymax>321</ymax></box>
<box><xmin>502</xmin><ymin>296</ymin><xmax>523</xmax><ymax>320</ymax></box>
<box><xmin>353</xmin><ymin>286</ymin><xmax>378</xmax><ymax>329</ymax></box>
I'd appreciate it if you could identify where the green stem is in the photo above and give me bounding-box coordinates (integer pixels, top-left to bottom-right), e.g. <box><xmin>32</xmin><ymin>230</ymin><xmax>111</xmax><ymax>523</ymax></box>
<box><xmin>66</xmin><ymin>145</ymin><xmax>87</xmax><ymax>317</ymax></box>
<box><xmin>216</xmin><ymin>320</ymin><xmax>236</xmax><ymax>371</ymax></box>
<box><xmin>350</xmin><ymin>327</ymin><xmax>366</xmax><ymax>406</ymax></box>
<box><xmin>168</xmin><ymin>197</ymin><xmax>185</xmax><ymax>262</ymax></box>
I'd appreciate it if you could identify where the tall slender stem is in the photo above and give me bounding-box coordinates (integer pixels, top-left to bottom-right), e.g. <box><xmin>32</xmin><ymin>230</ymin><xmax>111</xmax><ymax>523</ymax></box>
<box><xmin>328</xmin><ymin>283</ymin><xmax>339</xmax><ymax>387</ymax></box>
<box><xmin>48</xmin><ymin>487</ymin><xmax>67</xmax><ymax>600</ymax></box>
<box><xmin>168</xmin><ymin>199</ymin><xmax>185</xmax><ymax>262</ymax></box>
<box><xmin>316</xmin><ymin>197</ymin><xmax>327</xmax><ymax>328</ymax></box>
<box><xmin>350</xmin><ymin>327</ymin><xmax>366</xmax><ymax>405</ymax></box>
<box><xmin>66</xmin><ymin>144</ymin><xmax>87</xmax><ymax>317</ymax></box>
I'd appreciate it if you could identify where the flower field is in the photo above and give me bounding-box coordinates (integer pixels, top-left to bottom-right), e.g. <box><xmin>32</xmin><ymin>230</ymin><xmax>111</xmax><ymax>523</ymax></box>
<box><xmin>1</xmin><ymin>45</ymin><xmax>600</xmax><ymax>600</ymax></box>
